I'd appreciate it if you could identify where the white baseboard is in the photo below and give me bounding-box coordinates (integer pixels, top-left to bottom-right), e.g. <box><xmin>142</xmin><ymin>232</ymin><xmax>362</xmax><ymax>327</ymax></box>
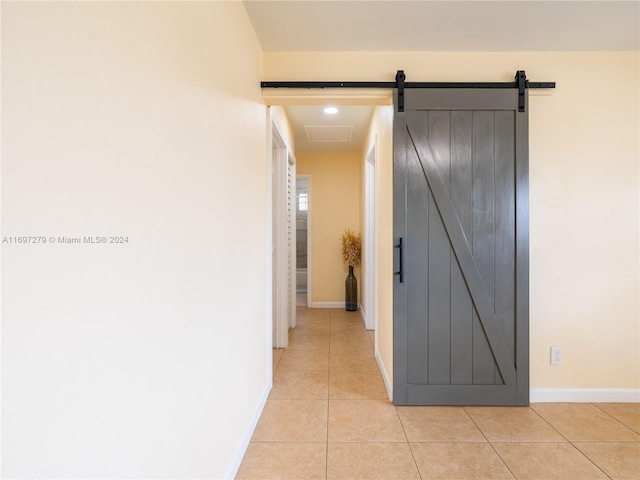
<box><xmin>359</xmin><ymin>306</ymin><xmax>372</xmax><ymax>330</ymax></box>
<box><xmin>310</xmin><ymin>301</ymin><xmax>344</xmax><ymax>308</ymax></box>
<box><xmin>375</xmin><ymin>349</ymin><xmax>393</xmax><ymax>402</ymax></box>
<box><xmin>225</xmin><ymin>381</ymin><xmax>271</xmax><ymax>479</ymax></box>
<box><xmin>359</xmin><ymin>305</ymin><xmax>374</xmax><ymax>330</ymax></box>
<box><xmin>309</xmin><ymin>301</ymin><xmax>362</xmax><ymax>310</ymax></box>
<box><xmin>530</xmin><ymin>388</ymin><xmax>640</xmax><ymax>403</ymax></box>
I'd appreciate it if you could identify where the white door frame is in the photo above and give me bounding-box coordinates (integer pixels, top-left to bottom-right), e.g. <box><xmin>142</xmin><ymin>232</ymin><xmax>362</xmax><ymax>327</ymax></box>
<box><xmin>363</xmin><ymin>140</ymin><xmax>377</xmax><ymax>331</ymax></box>
<box><xmin>270</xmin><ymin>110</ymin><xmax>296</xmax><ymax>348</ymax></box>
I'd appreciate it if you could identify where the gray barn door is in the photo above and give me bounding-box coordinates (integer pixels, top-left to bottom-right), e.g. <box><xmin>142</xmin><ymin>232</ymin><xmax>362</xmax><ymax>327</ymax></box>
<box><xmin>393</xmin><ymin>88</ymin><xmax>529</xmax><ymax>406</ymax></box>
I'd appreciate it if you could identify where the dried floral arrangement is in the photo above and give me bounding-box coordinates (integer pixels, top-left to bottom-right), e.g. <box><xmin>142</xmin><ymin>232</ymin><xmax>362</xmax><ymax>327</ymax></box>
<box><xmin>341</xmin><ymin>228</ymin><xmax>361</xmax><ymax>267</ymax></box>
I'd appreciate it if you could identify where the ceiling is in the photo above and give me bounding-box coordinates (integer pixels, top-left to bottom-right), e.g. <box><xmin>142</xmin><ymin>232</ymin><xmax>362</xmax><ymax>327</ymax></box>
<box><xmin>244</xmin><ymin>1</ymin><xmax>639</xmax><ymax>52</ymax></box>
<box><xmin>285</xmin><ymin>105</ymin><xmax>375</xmax><ymax>152</ymax></box>
<box><xmin>245</xmin><ymin>0</ymin><xmax>639</xmax><ymax>153</ymax></box>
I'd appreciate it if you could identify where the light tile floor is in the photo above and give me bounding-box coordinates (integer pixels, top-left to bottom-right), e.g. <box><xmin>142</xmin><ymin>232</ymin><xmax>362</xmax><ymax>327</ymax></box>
<box><xmin>237</xmin><ymin>308</ymin><xmax>640</xmax><ymax>479</ymax></box>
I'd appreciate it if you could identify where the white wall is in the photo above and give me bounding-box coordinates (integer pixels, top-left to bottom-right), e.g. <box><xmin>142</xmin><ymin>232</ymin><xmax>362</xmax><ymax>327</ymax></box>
<box><xmin>264</xmin><ymin>51</ymin><xmax>640</xmax><ymax>397</ymax></box>
<box><xmin>271</xmin><ymin>106</ymin><xmax>296</xmax><ymax>152</ymax></box>
<box><xmin>363</xmin><ymin>105</ymin><xmax>394</xmax><ymax>397</ymax></box>
<box><xmin>2</xmin><ymin>2</ymin><xmax>268</xmax><ymax>477</ymax></box>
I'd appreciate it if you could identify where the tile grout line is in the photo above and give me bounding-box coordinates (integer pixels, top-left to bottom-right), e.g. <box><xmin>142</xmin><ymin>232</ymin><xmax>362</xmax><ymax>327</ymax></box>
<box><xmin>462</xmin><ymin>406</ymin><xmax>517</xmax><ymax>480</ymax></box>
<box><xmin>568</xmin><ymin>403</ymin><xmax>616</xmax><ymax>480</ymax></box>
<box><xmin>395</xmin><ymin>406</ymin><xmax>423</xmax><ymax>480</ymax></box>
<box><xmin>294</xmin><ymin>306</ymin><xmax>332</xmax><ymax>479</ymax></box>
<box><xmin>569</xmin><ymin>442</ymin><xmax>614</xmax><ymax>480</ymax></box>
<box><xmin>591</xmin><ymin>402</ymin><xmax>640</xmax><ymax>436</ymax></box>
<box><xmin>529</xmin><ymin>404</ymin><xmax>640</xmax><ymax>442</ymax></box>
<box><xmin>325</xmin><ymin>309</ymin><xmax>333</xmax><ymax>480</ymax></box>
<box><xmin>529</xmin><ymin>405</ymin><xmax>614</xmax><ymax>480</ymax></box>
<box><xmin>528</xmin><ymin>404</ymin><xmax>573</xmax><ymax>443</ymax></box>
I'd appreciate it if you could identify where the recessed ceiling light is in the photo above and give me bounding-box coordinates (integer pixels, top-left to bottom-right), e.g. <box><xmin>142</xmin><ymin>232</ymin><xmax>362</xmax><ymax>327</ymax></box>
<box><xmin>324</xmin><ymin>106</ymin><xmax>338</xmax><ymax>115</ymax></box>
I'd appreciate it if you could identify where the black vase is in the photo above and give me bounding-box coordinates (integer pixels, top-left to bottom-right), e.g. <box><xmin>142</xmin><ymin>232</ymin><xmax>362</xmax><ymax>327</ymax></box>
<box><xmin>345</xmin><ymin>265</ymin><xmax>357</xmax><ymax>311</ymax></box>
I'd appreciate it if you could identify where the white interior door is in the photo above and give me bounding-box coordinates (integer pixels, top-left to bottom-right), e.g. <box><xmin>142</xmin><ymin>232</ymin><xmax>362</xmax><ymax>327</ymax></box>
<box><xmin>286</xmin><ymin>151</ymin><xmax>296</xmax><ymax>329</ymax></box>
<box><xmin>271</xmin><ymin>114</ymin><xmax>296</xmax><ymax>348</ymax></box>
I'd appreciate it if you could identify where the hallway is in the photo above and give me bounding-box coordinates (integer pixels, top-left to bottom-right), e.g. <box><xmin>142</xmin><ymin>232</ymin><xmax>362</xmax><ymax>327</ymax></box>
<box><xmin>236</xmin><ymin>308</ymin><xmax>640</xmax><ymax>479</ymax></box>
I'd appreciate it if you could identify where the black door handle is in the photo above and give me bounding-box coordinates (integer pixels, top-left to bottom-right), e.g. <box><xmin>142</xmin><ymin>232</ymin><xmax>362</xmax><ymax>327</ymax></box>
<box><xmin>394</xmin><ymin>237</ymin><xmax>404</xmax><ymax>283</ymax></box>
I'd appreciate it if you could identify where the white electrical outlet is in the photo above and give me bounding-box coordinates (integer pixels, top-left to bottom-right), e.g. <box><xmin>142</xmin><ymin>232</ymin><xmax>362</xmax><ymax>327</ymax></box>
<box><xmin>550</xmin><ymin>346</ymin><xmax>564</xmax><ymax>365</ymax></box>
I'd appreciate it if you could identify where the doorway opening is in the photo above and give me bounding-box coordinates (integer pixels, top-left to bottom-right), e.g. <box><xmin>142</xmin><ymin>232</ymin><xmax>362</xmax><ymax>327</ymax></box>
<box><xmin>281</xmin><ymin>103</ymin><xmax>378</xmax><ymax>312</ymax></box>
<box><xmin>296</xmin><ymin>175</ymin><xmax>311</xmax><ymax>307</ymax></box>
<box><xmin>268</xmin><ymin>98</ymin><xmax>394</xmax><ymax>399</ymax></box>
